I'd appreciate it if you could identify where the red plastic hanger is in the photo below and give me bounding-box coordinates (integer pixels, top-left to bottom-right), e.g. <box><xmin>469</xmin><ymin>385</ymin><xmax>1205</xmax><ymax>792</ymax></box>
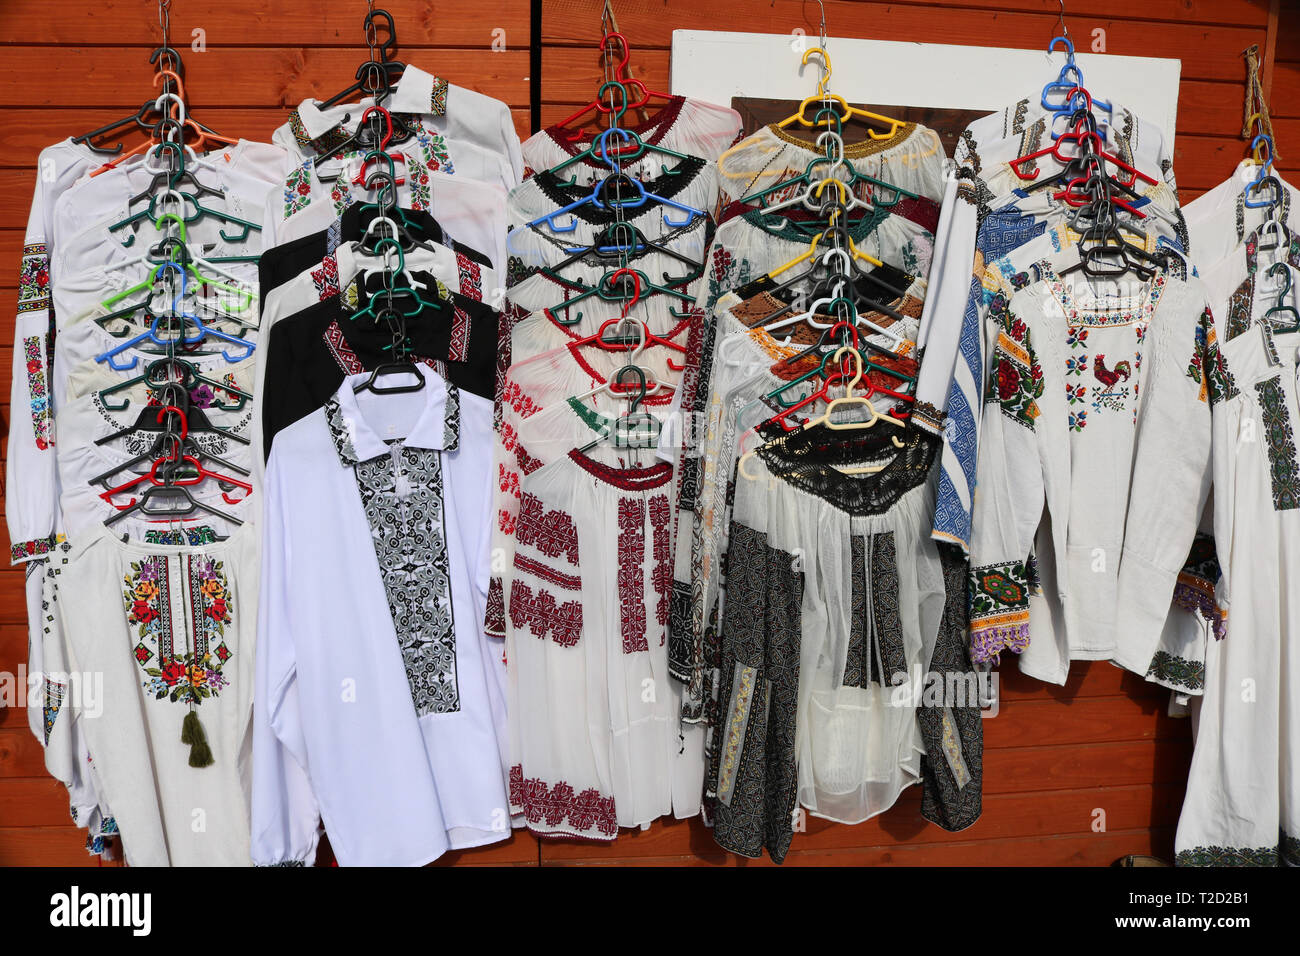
<box><xmin>1010</xmin><ymin>123</ymin><xmax>1154</xmax><ymax>188</ymax></box>
<box><xmin>349</xmin><ymin>106</ymin><xmax>409</xmax><ymax>186</ymax></box>
<box><xmin>98</xmin><ymin>407</ymin><xmax>253</xmax><ymax>507</ymax></box>
<box><xmin>564</xmin><ymin>268</ymin><xmax>687</xmax><ymax>372</ymax></box>
<box><xmin>554</xmin><ymin>32</ymin><xmax>673</xmax><ymax>133</ymax></box>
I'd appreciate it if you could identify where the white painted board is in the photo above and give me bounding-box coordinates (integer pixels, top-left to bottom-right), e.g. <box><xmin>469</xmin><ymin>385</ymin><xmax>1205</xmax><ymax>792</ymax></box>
<box><xmin>670</xmin><ymin>30</ymin><xmax>1181</xmax><ymax>147</ymax></box>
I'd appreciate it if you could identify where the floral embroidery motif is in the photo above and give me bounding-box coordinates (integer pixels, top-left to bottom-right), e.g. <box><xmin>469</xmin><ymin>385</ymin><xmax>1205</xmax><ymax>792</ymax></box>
<box><xmin>144</xmin><ymin>526</ymin><xmax>219</xmax><ymax>546</ymax></box>
<box><xmin>508</xmin><ymin>580</ymin><xmax>582</xmax><ymax>647</ymax></box>
<box><xmin>618</xmin><ymin>498</ymin><xmax>649</xmax><ymax>654</ymax></box>
<box><xmin>1254</xmin><ymin>376</ymin><xmax>1300</xmax><ymax>511</ymax></box>
<box><xmin>509</xmin><ymin>764</ymin><xmax>617</xmax><ymax>839</ymax></box>
<box><xmin>1146</xmin><ymin>650</ymin><xmax>1205</xmax><ymax>692</ymax></box>
<box><xmin>11</xmin><ymin>533</ymin><xmax>64</xmax><ymax>564</ymax></box>
<box><xmin>515</xmin><ymin>493</ymin><xmax>580</xmax><ymax>564</ymax></box>
<box><xmin>125</xmin><ymin>555</ymin><xmax>233</xmax><ymax>706</ymax></box>
<box><xmin>991</xmin><ymin>317</ymin><xmax>1043</xmax><ymax>429</ymax></box>
<box><xmin>353</xmin><ymin>442</ymin><xmax>461</xmax><ymax>716</ymax></box>
<box><xmin>1201</xmin><ymin>315</ymin><xmax>1237</xmax><ymax>408</ymax></box>
<box><xmin>1045</xmin><ymin>265</ymin><xmax>1166</xmax><ymax>327</ymax></box>
<box><xmin>311</xmin><ymin>256</ymin><xmax>340</xmax><ymax>300</ymax></box>
<box><xmin>23</xmin><ymin>335</ymin><xmax>53</xmax><ymax>450</ymax></box>
<box><xmin>283</xmin><ymin>161</ymin><xmax>314</xmax><ymax>218</ymax></box>
<box><xmin>968</xmin><ymin>560</ymin><xmax>1031</xmax><ymax>663</ymax></box>
<box><xmin>18</xmin><ymin>243</ymin><xmax>50</xmax><ymax>314</ymax></box>
<box><xmin>408</xmin><ymin>156</ymin><xmax>432</xmax><ymax>212</ymax></box>
<box><xmin>416</xmin><ymin>127</ymin><xmax>455</xmax><ymax>175</ymax></box>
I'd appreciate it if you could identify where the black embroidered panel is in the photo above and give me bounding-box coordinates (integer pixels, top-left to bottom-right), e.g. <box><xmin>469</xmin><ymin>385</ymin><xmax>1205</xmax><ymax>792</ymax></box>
<box><xmin>353</xmin><ymin>443</ymin><xmax>460</xmax><ymax>716</ymax></box>
<box><xmin>709</xmin><ymin>521</ymin><xmax>805</xmax><ymax>864</ymax></box>
<box><xmin>916</xmin><ymin>544</ymin><xmax>983</xmax><ymax>833</ymax></box>
<box><xmin>844</xmin><ymin>533</ymin><xmax>906</xmax><ymax>688</ymax></box>
<box><xmin>1254</xmin><ymin>376</ymin><xmax>1300</xmax><ymax>511</ymax></box>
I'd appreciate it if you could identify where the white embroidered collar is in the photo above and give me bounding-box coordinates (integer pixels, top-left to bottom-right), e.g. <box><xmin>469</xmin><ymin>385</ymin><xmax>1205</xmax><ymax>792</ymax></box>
<box><xmin>325</xmin><ymin>371</ymin><xmax>460</xmax><ymax>465</ymax></box>
<box><xmin>292</xmin><ymin>66</ymin><xmax>448</xmax><ymax>141</ymax></box>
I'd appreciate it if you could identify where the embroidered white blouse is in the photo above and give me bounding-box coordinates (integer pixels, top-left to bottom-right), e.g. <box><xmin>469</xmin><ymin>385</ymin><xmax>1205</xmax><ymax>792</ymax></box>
<box><xmin>967</xmin><ymin>264</ymin><xmax>1214</xmax><ymax>680</ymax></box>
<box><xmin>253</xmin><ymin>373</ymin><xmax>511</xmax><ymax>866</ymax></box>
<box><xmin>56</xmin><ymin>523</ymin><xmax>260</xmax><ymax>866</ymax></box>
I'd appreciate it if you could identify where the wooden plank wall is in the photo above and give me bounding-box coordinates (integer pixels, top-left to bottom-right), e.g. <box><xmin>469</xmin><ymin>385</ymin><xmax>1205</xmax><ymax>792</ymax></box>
<box><xmin>0</xmin><ymin>0</ymin><xmax>1290</xmax><ymax>866</ymax></box>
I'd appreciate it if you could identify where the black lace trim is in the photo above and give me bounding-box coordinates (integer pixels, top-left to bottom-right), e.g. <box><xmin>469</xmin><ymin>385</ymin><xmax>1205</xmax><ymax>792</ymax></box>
<box><xmin>756</xmin><ymin>426</ymin><xmax>938</xmax><ymax>515</ymax></box>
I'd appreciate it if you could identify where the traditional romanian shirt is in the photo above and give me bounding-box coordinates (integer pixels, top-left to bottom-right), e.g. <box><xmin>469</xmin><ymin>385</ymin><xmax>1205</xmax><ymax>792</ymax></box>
<box><xmin>709</xmin><ymin>427</ymin><xmax>980</xmax><ymax>862</ymax></box>
<box><xmin>259</xmin><ymin>271</ymin><xmax>498</xmax><ymax>458</ymax></box>
<box><xmin>967</xmin><ymin>262</ymin><xmax>1214</xmax><ymax>680</ymax></box>
<box><xmin>253</xmin><ymin>373</ymin><xmax>510</xmax><ymax>866</ymax></box>
<box><xmin>1176</xmin><ymin>282</ymin><xmax>1300</xmax><ymax>867</ymax></box>
<box><xmin>56</xmin><ymin>523</ymin><xmax>259</xmax><ymax>866</ymax></box>
<box><xmin>505</xmin><ymin>446</ymin><xmax>700</xmax><ymax>840</ymax></box>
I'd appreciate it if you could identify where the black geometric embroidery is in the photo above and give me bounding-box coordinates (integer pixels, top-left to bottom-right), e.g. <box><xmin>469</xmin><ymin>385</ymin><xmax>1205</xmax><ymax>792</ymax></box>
<box><xmin>1254</xmin><ymin>376</ymin><xmax>1300</xmax><ymax>511</ymax></box>
<box><xmin>845</xmin><ymin>533</ymin><xmax>906</xmax><ymax>688</ymax></box>
<box><xmin>709</xmin><ymin>521</ymin><xmax>804</xmax><ymax>864</ymax></box>
<box><xmin>353</xmin><ymin>444</ymin><xmax>460</xmax><ymax>716</ymax></box>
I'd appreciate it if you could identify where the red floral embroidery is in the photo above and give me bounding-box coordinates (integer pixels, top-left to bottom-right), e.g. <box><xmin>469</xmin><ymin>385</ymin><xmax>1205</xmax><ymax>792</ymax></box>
<box><xmin>515</xmin><ymin>494</ymin><xmax>579</xmax><ymax>565</ymax></box>
<box><xmin>997</xmin><ymin>362</ymin><xmax>1020</xmax><ymax>401</ymax></box>
<box><xmin>508</xmin><ymin>580</ymin><xmax>582</xmax><ymax>647</ymax></box>
<box><xmin>509</xmin><ymin>765</ymin><xmax>617</xmax><ymax>839</ymax></box>
<box><xmin>310</xmin><ymin>255</ymin><xmax>340</xmax><ymax>300</ymax></box>
<box><xmin>618</xmin><ymin>498</ymin><xmax>648</xmax><ymax>654</ymax></box>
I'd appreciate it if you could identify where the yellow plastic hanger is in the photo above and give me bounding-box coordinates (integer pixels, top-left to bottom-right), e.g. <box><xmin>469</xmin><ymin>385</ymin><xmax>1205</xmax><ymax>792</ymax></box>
<box><xmin>775</xmin><ymin>49</ymin><xmax>905</xmax><ymax>141</ymax></box>
<box><xmin>767</xmin><ymin>214</ymin><xmax>884</xmax><ymax>280</ymax></box>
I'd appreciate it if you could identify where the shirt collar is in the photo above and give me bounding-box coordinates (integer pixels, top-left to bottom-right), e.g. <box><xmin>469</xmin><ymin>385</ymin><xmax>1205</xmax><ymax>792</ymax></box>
<box><xmin>288</xmin><ymin>67</ymin><xmax>449</xmax><ymax>154</ymax></box>
<box><xmin>325</xmin><ymin>371</ymin><xmax>460</xmax><ymax>466</ymax></box>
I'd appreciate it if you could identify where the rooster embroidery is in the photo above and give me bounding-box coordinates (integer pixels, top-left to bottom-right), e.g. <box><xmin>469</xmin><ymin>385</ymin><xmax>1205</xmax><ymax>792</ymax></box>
<box><xmin>1092</xmin><ymin>354</ymin><xmax>1132</xmax><ymax>389</ymax></box>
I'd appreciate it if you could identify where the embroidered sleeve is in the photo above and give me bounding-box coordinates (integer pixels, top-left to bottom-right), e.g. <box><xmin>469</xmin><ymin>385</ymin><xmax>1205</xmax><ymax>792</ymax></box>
<box><xmin>967</xmin><ymin>302</ymin><xmax>1045</xmax><ymax>663</ymax></box>
<box><xmin>7</xmin><ymin>177</ymin><xmax>61</xmax><ymax>564</ymax></box>
<box><xmin>708</xmin><ymin>520</ymin><xmax>804</xmax><ymax>864</ymax></box>
<box><xmin>486</xmin><ymin>375</ymin><xmax>539</xmax><ymax>637</ymax></box>
<box><xmin>987</xmin><ymin>307</ymin><xmax>1043</xmax><ymax>430</ymax></box>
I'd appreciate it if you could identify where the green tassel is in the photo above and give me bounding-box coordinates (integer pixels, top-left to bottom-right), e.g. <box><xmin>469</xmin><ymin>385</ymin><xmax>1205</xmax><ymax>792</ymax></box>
<box><xmin>183</xmin><ymin>710</ymin><xmax>214</xmax><ymax>768</ymax></box>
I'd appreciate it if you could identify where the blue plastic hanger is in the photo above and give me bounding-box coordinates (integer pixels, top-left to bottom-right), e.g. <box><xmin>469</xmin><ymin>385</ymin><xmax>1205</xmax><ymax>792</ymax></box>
<box><xmin>95</xmin><ymin>263</ymin><xmax>255</xmax><ymax>370</ymax></box>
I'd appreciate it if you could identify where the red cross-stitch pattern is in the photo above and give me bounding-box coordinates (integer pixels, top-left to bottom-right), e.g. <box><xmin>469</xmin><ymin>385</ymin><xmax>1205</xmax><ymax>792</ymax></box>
<box><xmin>515</xmin><ymin>494</ymin><xmax>579</xmax><ymax>565</ymax></box>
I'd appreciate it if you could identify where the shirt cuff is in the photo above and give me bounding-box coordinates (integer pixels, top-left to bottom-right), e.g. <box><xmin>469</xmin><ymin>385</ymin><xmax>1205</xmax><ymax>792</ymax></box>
<box><xmin>10</xmin><ymin>533</ymin><xmax>62</xmax><ymax>565</ymax></box>
<box><xmin>968</xmin><ymin>559</ymin><xmax>1031</xmax><ymax>664</ymax></box>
